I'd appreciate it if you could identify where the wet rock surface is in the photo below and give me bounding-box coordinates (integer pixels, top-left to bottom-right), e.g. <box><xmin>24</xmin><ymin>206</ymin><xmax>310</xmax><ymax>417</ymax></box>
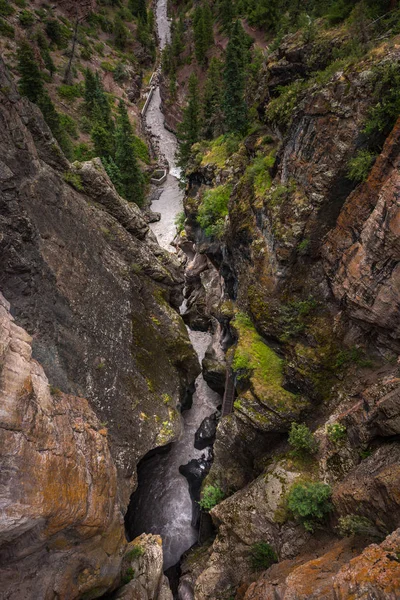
<box><xmin>194</xmin><ymin>413</ymin><xmax>218</xmax><ymax>450</ymax></box>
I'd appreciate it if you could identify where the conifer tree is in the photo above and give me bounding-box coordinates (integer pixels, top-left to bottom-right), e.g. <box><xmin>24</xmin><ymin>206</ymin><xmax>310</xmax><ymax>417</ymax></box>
<box><xmin>219</xmin><ymin>0</ymin><xmax>235</xmax><ymax>32</ymax></box>
<box><xmin>193</xmin><ymin>7</ymin><xmax>207</xmax><ymax>65</ymax></box>
<box><xmin>129</xmin><ymin>0</ymin><xmax>147</xmax><ymax>23</ymax></box>
<box><xmin>114</xmin><ymin>15</ymin><xmax>128</xmax><ymax>50</ymax></box>
<box><xmin>223</xmin><ymin>21</ymin><xmax>248</xmax><ymax>133</ymax></box>
<box><xmin>115</xmin><ymin>100</ymin><xmax>144</xmax><ymax>205</ymax></box>
<box><xmin>202</xmin><ymin>58</ymin><xmax>223</xmax><ymax>139</ymax></box>
<box><xmin>178</xmin><ymin>73</ymin><xmax>200</xmax><ymax>164</ymax></box>
<box><xmin>102</xmin><ymin>156</ymin><xmax>124</xmax><ymax>196</ymax></box>
<box><xmin>203</xmin><ymin>3</ymin><xmax>214</xmax><ymax>47</ymax></box>
<box><xmin>248</xmin><ymin>0</ymin><xmax>280</xmax><ymax>31</ymax></box>
<box><xmin>17</xmin><ymin>40</ymin><xmax>44</xmax><ymax>102</ymax></box>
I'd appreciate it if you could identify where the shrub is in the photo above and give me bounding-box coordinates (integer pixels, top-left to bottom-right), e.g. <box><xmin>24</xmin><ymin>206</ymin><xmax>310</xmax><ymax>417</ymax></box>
<box><xmin>57</xmin><ymin>83</ymin><xmax>83</xmax><ymax>101</ymax></box>
<box><xmin>338</xmin><ymin>514</ymin><xmax>383</xmax><ymax>539</ymax></box>
<box><xmin>121</xmin><ymin>567</ymin><xmax>135</xmax><ymax>585</ymax></box>
<box><xmin>287</xmin><ymin>481</ymin><xmax>332</xmax><ymax>532</ymax></box>
<box><xmin>364</xmin><ymin>62</ymin><xmax>400</xmax><ymax>138</ymax></box>
<box><xmin>288</xmin><ymin>423</ymin><xmax>318</xmax><ymax>456</ymax></box>
<box><xmin>249</xmin><ymin>542</ymin><xmax>278</xmax><ymax>571</ymax></box>
<box><xmin>59</xmin><ymin>113</ymin><xmax>78</xmax><ymax>139</ymax></box>
<box><xmin>73</xmin><ymin>142</ymin><xmax>94</xmax><ymax>162</ymax></box>
<box><xmin>19</xmin><ymin>9</ymin><xmax>35</xmax><ymax>27</ymax></box>
<box><xmin>197</xmin><ymin>184</ymin><xmax>231</xmax><ymax>239</ymax></box>
<box><xmin>0</xmin><ymin>0</ymin><xmax>14</xmax><ymax>16</ymax></box>
<box><xmin>0</xmin><ymin>18</ymin><xmax>14</xmax><ymax>38</ymax></box>
<box><xmin>199</xmin><ymin>484</ymin><xmax>225</xmax><ymax>511</ymax></box>
<box><xmin>132</xmin><ymin>135</ymin><xmax>150</xmax><ymax>164</ymax></box>
<box><xmin>45</xmin><ymin>18</ymin><xmax>70</xmax><ymax>48</ymax></box>
<box><xmin>175</xmin><ymin>211</ymin><xmax>185</xmax><ymax>234</ymax></box>
<box><xmin>347</xmin><ymin>149</ymin><xmax>376</xmax><ymax>182</ymax></box>
<box><xmin>266</xmin><ymin>80</ymin><xmax>307</xmax><ymax>130</ymax></box>
<box><xmin>113</xmin><ymin>61</ymin><xmax>128</xmax><ymax>83</ymax></box>
<box><xmin>326</xmin><ymin>423</ymin><xmax>347</xmax><ymax>444</ymax></box>
<box><xmin>63</xmin><ymin>171</ymin><xmax>84</xmax><ymax>191</ymax></box>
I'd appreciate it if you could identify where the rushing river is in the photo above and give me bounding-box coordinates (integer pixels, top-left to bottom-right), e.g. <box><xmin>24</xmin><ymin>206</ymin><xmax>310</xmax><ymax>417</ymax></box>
<box><xmin>127</xmin><ymin>2</ymin><xmax>221</xmax><ymax>571</ymax></box>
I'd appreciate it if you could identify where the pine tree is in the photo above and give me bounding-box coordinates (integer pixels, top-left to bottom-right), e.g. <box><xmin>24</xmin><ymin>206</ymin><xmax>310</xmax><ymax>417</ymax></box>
<box><xmin>102</xmin><ymin>156</ymin><xmax>124</xmax><ymax>196</ymax></box>
<box><xmin>223</xmin><ymin>21</ymin><xmax>248</xmax><ymax>133</ymax></box>
<box><xmin>219</xmin><ymin>0</ymin><xmax>235</xmax><ymax>32</ymax></box>
<box><xmin>193</xmin><ymin>7</ymin><xmax>208</xmax><ymax>66</ymax></box>
<box><xmin>114</xmin><ymin>15</ymin><xmax>128</xmax><ymax>50</ymax></box>
<box><xmin>130</xmin><ymin>0</ymin><xmax>147</xmax><ymax>23</ymax></box>
<box><xmin>17</xmin><ymin>40</ymin><xmax>44</xmax><ymax>102</ymax></box>
<box><xmin>84</xmin><ymin>68</ymin><xmax>98</xmax><ymax>114</ymax></box>
<box><xmin>248</xmin><ymin>0</ymin><xmax>280</xmax><ymax>31</ymax></box>
<box><xmin>202</xmin><ymin>58</ymin><xmax>223</xmax><ymax>139</ymax></box>
<box><xmin>115</xmin><ymin>100</ymin><xmax>144</xmax><ymax>205</ymax></box>
<box><xmin>203</xmin><ymin>3</ymin><xmax>214</xmax><ymax>47</ymax></box>
<box><xmin>178</xmin><ymin>73</ymin><xmax>200</xmax><ymax>164</ymax></box>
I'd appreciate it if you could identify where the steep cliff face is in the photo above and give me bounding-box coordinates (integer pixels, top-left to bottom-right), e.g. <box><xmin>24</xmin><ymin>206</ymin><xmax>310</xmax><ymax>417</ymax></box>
<box><xmin>0</xmin><ymin>291</ymin><xmax>125</xmax><ymax>598</ymax></box>
<box><xmin>0</xmin><ymin>58</ymin><xmax>199</xmax><ymax>506</ymax></box>
<box><xmin>173</xmin><ymin>25</ymin><xmax>400</xmax><ymax>600</ymax></box>
<box><xmin>0</xmin><ymin>56</ymin><xmax>200</xmax><ymax>597</ymax></box>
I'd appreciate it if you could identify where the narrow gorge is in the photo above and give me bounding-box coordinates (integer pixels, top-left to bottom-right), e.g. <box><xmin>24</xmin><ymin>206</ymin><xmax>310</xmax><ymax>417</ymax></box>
<box><xmin>1</xmin><ymin>0</ymin><xmax>400</xmax><ymax>599</ymax></box>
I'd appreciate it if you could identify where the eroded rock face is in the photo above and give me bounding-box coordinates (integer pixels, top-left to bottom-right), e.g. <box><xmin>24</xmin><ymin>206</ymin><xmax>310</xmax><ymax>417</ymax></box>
<box><xmin>114</xmin><ymin>534</ymin><xmax>173</xmax><ymax>600</ymax></box>
<box><xmin>322</xmin><ymin>117</ymin><xmax>400</xmax><ymax>349</ymax></box>
<box><xmin>0</xmin><ymin>292</ymin><xmax>125</xmax><ymax>599</ymax></box>
<box><xmin>0</xmin><ymin>58</ymin><xmax>200</xmax><ymax>505</ymax></box>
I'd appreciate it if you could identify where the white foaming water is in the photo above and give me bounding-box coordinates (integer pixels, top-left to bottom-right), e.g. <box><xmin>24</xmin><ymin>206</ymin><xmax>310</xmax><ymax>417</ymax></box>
<box><xmin>130</xmin><ymin>5</ymin><xmax>222</xmax><ymax>569</ymax></box>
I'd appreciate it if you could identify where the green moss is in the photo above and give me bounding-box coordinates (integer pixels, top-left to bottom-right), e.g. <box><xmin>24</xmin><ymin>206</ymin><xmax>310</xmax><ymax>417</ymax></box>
<box><xmin>232</xmin><ymin>312</ymin><xmax>303</xmax><ymax>418</ymax></box>
<box><xmin>245</xmin><ymin>151</ymin><xmax>276</xmax><ymax>200</ymax></box>
<box><xmin>63</xmin><ymin>171</ymin><xmax>84</xmax><ymax>191</ymax></box>
<box><xmin>199</xmin><ymin>134</ymin><xmax>240</xmax><ymax>167</ymax></box>
<box><xmin>125</xmin><ymin>545</ymin><xmax>144</xmax><ymax>560</ymax></box>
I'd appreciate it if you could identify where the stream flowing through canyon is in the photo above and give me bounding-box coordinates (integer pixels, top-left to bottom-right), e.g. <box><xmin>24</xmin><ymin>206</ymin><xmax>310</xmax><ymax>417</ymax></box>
<box><xmin>126</xmin><ymin>2</ymin><xmax>221</xmax><ymax>571</ymax></box>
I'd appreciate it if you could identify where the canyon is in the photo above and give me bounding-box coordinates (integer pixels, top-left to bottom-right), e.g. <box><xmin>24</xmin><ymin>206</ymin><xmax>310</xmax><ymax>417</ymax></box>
<box><xmin>1</xmin><ymin>0</ymin><xmax>400</xmax><ymax>599</ymax></box>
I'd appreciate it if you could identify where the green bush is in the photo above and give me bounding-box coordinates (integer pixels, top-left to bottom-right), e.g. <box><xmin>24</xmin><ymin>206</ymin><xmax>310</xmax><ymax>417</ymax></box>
<box><xmin>121</xmin><ymin>567</ymin><xmax>135</xmax><ymax>585</ymax></box>
<box><xmin>57</xmin><ymin>83</ymin><xmax>83</xmax><ymax>101</ymax></box>
<box><xmin>59</xmin><ymin>113</ymin><xmax>78</xmax><ymax>139</ymax></box>
<box><xmin>0</xmin><ymin>18</ymin><xmax>14</xmax><ymax>37</ymax></box>
<box><xmin>197</xmin><ymin>184</ymin><xmax>231</xmax><ymax>239</ymax></box>
<box><xmin>287</xmin><ymin>481</ymin><xmax>332</xmax><ymax>532</ymax></box>
<box><xmin>132</xmin><ymin>135</ymin><xmax>150</xmax><ymax>164</ymax></box>
<box><xmin>326</xmin><ymin>422</ymin><xmax>347</xmax><ymax>444</ymax></box>
<box><xmin>19</xmin><ymin>9</ymin><xmax>35</xmax><ymax>27</ymax></box>
<box><xmin>364</xmin><ymin>62</ymin><xmax>400</xmax><ymax>138</ymax></box>
<box><xmin>175</xmin><ymin>211</ymin><xmax>185</xmax><ymax>234</ymax></box>
<box><xmin>63</xmin><ymin>171</ymin><xmax>84</xmax><ymax>191</ymax></box>
<box><xmin>249</xmin><ymin>542</ymin><xmax>278</xmax><ymax>571</ymax></box>
<box><xmin>266</xmin><ymin>80</ymin><xmax>307</xmax><ymax>130</ymax></box>
<box><xmin>45</xmin><ymin>18</ymin><xmax>71</xmax><ymax>48</ymax></box>
<box><xmin>288</xmin><ymin>423</ymin><xmax>318</xmax><ymax>456</ymax></box>
<box><xmin>199</xmin><ymin>484</ymin><xmax>225</xmax><ymax>512</ymax></box>
<box><xmin>338</xmin><ymin>514</ymin><xmax>382</xmax><ymax>539</ymax></box>
<box><xmin>113</xmin><ymin>62</ymin><xmax>128</xmax><ymax>83</ymax></box>
<box><xmin>0</xmin><ymin>0</ymin><xmax>14</xmax><ymax>16</ymax></box>
<box><xmin>347</xmin><ymin>149</ymin><xmax>376</xmax><ymax>182</ymax></box>
<box><xmin>73</xmin><ymin>142</ymin><xmax>94</xmax><ymax>162</ymax></box>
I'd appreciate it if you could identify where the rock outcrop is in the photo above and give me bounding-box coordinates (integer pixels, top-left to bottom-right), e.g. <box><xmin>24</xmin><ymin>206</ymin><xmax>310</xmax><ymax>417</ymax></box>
<box><xmin>0</xmin><ymin>292</ymin><xmax>125</xmax><ymax>599</ymax></box>
<box><xmin>0</xmin><ymin>58</ymin><xmax>200</xmax><ymax>508</ymax></box>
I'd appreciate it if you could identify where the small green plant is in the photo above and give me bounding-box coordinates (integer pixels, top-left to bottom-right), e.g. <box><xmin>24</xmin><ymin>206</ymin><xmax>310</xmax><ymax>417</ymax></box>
<box><xmin>359</xmin><ymin>447</ymin><xmax>373</xmax><ymax>460</ymax></box>
<box><xmin>266</xmin><ymin>80</ymin><xmax>307</xmax><ymax>130</ymax></box>
<box><xmin>49</xmin><ymin>385</ymin><xmax>62</xmax><ymax>396</ymax></box>
<box><xmin>199</xmin><ymin>484</ymin><xmax>225</xmax><ymax>512</ymax></box>
<box><xmin>197</xmin><ymin>184</ymin><xmax>231</xmax><ymax>239</ymax></box>
<box><xmin>364</xmin><ymin>62</ymin><xmax>400</xmax><ymax>138</ymax></box>
<box><xmin>249</xmin><ymin>542</ymin><xmax>278</xmax><ymax>571</ymax></box>
<box><xmin>287</xmin><ymin>481</ymin><xmax>332</xmax><ymax>532</ymax></box>
<box><xmin>57</xmin><ymin>83</ymin><xmax>82</xmax><ymax>101</ymax></box>
<box><xmin>63</xmin><ymin>171</ymin><xmax>84</xmax><ymax>191</ymax></box>
<box><xmin>126</xmin><ymin>545</ymin><xmax>144</xmax><ymax>560</ymax></box>
<box><xmin>121</xmin><ymin>567</ymin><xmax>135</xmax><ymax>585</ymax></box>
<box><xmin>0</xmin><ymin>17</ymin><xmax>14</xmax><ymax>38</ymax></box>
<box><xmin>347</xmin><ymin>149</ymin><xmax>376</xmax><ymax>183</ymax></box>
<box><xmin>19</xmin><ymin>9</ymin><xmax>35</xmax><ymax>27</ymax></box>
<box><xmin>326</xmin><ymin>422</ymin><xmax>347</xmax><ymax>444</ymax></box>
<box><xmin>175</xmin><ymin>211</ymin><xmax>185</xmax><ymax>234</ymax></box>
<box><xmin>288</xmin><ymin>423</ymin><xmax>319</xmax><ymax>456</ymax></box>
<box><xmin>0</xmin><ymin>0</ymin><xmax>14</xmax><ymax>15</ymax></box>
<box><xmin>297</xmin><ymin>238</ymin><xmax>310</xmax><ymax>255</ymax></box>
<box><xmin>338</xmin><ymin>514</ymin><xmax>382</xmax><ymax>539</ymax></box>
